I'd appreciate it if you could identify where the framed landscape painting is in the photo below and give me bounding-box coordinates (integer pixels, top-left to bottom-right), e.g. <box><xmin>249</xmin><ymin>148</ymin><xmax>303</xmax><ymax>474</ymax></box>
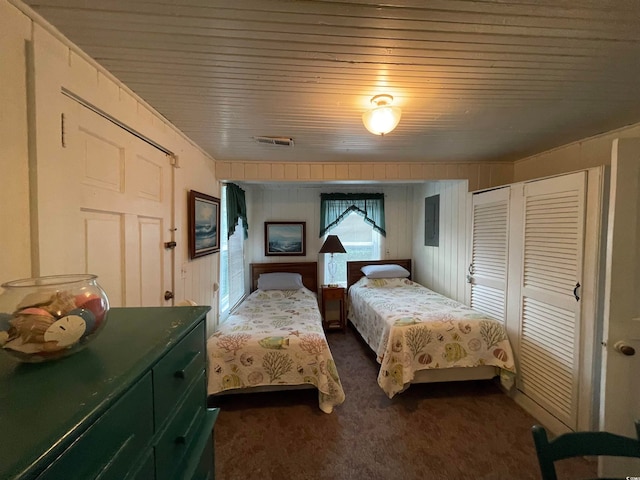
<box><xmin>188</xmin><ymin>190</ymin><xmax>220</xmax><ymax>259</ymax></box>
<box><xmin>265</xmin><ymin>222</ymin><xmax>306</xmax><ymax>256</ymax></box>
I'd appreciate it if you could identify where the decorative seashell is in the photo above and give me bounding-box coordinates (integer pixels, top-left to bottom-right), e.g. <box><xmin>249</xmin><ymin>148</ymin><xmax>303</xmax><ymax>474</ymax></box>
<box><xmin>9</xmin><ymin>314</ymin><xmax>56</xmax><ymax>343</ymax></box>
<box><xmin>390</xmin><ymin>364</ymin><xmax>404</xmax><ymax>385</ymax></box>
<box><xmin>19</xmin><ymin>307</ymin><xmax>53</xmax><ymax>318</ymax></box>
<box><xmin>468</xmin><ymin>338</ymin><xmax>482</xmax><ymax>352</ymax></box>
<box><xmin>418</xmin><ymin>353</ymin><xmax>432</xmax><ymax>365</ymax></box>
<box><xmin>15</xmin><ymin>290</ymin><xmax>57</xmax><ymax>310</ymax></box>
<box><xmin>444</xmin><ymin>343</ymin><xmax>468</xmax><ymax>362</ymax></box>
<box><xmin>458</xmin><ymin>323</ymin><xmax>472</xmax><ymax>334</ymax></box>
<box><xmin>75</xmin><ymin>295</ymin><xmax>108</xmax><ymax>329</ymax></box>
<box><xmin>248</xmin><ymin>371</ymin><xmax>263</xmax><ymax>385</ymax></box>
<box><xmin>240</xmin><ymin>353</ymin><xmax>254</xmax><ymax>366</ymax></box>
<box><xmin>222</xmin><ymin>374</ymin><xmax>242</xmax><ymax>389</ymax></box>
<box><xmin>68</xmin><ymin>308</ymin><xmax>96</xmax><ymax>336</ymax></box>
<box><xmin>493</xmin><ymin>348</ymin><xmax>508</xmax><ymax>361</ymax></box>
<box><xmin>45</xmin><ymin>291</ymin><xmax>77</xmax><ymax>318</ymax></box>
<box><xmin>44</xmin><ymin>315</ymin><xmax>87</xmax><ymax>347</ymax></box>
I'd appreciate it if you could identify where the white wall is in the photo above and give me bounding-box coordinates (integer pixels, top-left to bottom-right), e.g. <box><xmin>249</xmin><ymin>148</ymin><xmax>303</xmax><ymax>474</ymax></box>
<box><xmin>1</xmin><ymin>0</ymin><xmax>220</xmax><ymax>330</ymax></box>
<box><xmin>514</xmin><ymin>122</ymin><xmax>640</xmax><ymax>181</ymax></box>
<box><xmin>411</xmin><ymin>181</ymin><xmax>470</xmax><ymax>303</ymax></box>
<box><xmin>1</xmin><ymin>0</ymin><xmax>32</xmax><ymax>284</ymax></box>
<box><xmin>245</xmin><ymin>183</ymin><xmax>414</xmax><ymax>285</ymax></box>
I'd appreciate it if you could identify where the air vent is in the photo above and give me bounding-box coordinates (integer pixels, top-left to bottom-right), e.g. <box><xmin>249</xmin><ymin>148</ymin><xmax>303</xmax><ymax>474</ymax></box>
<box><xmin>253</xmin><ymin>136</ymin><xmax>294</xmax><ymax>147</ymax></box>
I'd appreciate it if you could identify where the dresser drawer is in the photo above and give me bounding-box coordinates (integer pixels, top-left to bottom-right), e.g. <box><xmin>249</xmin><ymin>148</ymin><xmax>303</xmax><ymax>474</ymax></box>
<box><xmin>155</xmin><ymin>371</ymin><xmax>207</xmax><ymax>480</ymax></box>
<box><xmin>153</xmin><ymin>322</ymin><xmax>205</xmax><ymax>428</ymax></box>
<box><xmin>37</xmin><ymin>372</ymin><xmax>154</xmax><ymax>480</ymax></box>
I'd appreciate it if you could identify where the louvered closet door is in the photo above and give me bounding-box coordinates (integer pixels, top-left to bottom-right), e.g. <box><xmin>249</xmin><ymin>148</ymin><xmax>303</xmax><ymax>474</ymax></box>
<box><xmin>518</xmin><ymin>172</ymin><xmax>586</xmax><ymax>429</ymax></box>
<box><xmin>469</xmin><ymin>187</ymin><xmax>510</xmax><ymax>323</ymax></box>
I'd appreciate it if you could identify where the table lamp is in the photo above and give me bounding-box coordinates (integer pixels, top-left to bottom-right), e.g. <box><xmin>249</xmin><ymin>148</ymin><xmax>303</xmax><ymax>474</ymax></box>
<box><xmin>319</xmin><ymin>235</ymin><xmax>347</xmax><ymax>287</ymax></box>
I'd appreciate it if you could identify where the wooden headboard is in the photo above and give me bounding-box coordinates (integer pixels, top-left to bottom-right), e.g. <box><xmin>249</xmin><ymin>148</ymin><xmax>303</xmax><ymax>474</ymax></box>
<box><xmin>250</xmin><ymin>262</ymin><xmax>318</xmax><ymax>293</ymax></box>
<box><xmin>346</xmin><ymin>259</ymin><xmax>412</xmax><ymax>290</ymax></box>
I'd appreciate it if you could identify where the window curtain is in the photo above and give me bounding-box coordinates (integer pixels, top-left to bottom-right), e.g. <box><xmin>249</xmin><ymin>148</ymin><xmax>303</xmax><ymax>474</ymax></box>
<box><xmin>220</xmin><ymin>185</ymin><xmax>246</xmax><ymax>321</ymax></box>
<box><xmin>225</xmin><ymin>183</ymin><xmax>248</xmax><ymax>239</ymax></box>
<box><xmin>319</xmin><ymin>193</ymin><xmax>386</xmax><ymax>237</ymax></box>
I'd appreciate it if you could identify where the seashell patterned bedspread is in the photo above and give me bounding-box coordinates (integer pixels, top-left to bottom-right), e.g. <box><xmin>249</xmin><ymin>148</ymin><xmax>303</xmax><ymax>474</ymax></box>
<box><xmin>348</xmin><ymin>277</ymin><xmax>516</xmax><ymax>398</ymax></box>
<box><xmin>207</xmin><ymin>287</ymin><xmax>345</xmax><ymax>413</ymax></box>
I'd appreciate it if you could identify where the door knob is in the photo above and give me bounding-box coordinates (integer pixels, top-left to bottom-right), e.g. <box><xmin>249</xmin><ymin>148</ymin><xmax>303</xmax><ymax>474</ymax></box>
<box><xmin>614</xmin><ymin>341</ymin><xmax>636</xmax><ymax>356</ymax></box>
<box><xmin>164</xmin><ymin>290</ymin><xmax>174</xmax><ymax>301</ymax></box>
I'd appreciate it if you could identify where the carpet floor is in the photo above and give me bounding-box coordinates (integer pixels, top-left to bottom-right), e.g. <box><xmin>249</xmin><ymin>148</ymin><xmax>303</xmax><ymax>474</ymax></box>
<box><xmin>210</xmin><ymin>324</ymin><xmax>597</xmax><ymax>480</ymax></box>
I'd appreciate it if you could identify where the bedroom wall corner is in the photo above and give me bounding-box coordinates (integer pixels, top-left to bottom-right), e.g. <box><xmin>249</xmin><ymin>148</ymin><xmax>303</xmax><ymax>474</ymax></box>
<box><xmin>513</xmin><ymin>122</ymin><xmax>640</xmax><ymax>182</ymax></box>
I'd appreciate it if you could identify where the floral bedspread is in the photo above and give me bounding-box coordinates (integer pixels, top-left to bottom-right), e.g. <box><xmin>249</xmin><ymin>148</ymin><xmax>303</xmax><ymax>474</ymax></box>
<box><xmin>207</xmin><ymin>287</ymin><xmax>345</xmax><ymax>413</ymax></box>
<box><xmin>348</xmin><ymin>277</ymin><xmax>516</xmax><ymax>398</ymax></box>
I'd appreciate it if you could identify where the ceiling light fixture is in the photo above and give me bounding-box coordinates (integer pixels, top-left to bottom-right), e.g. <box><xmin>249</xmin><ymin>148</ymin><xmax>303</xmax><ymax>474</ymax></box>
<box><xmin>362</xmin><ymin>94</ymin><xmax>402</xmax><ymax>136</ymax></box>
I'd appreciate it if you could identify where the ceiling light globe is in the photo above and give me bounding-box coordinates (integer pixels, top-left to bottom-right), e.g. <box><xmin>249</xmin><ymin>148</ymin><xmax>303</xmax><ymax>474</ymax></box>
<box><xmin>362</xmin><ymin>94</ymin><xmax>402</xmax><ymax>135</ymax></box>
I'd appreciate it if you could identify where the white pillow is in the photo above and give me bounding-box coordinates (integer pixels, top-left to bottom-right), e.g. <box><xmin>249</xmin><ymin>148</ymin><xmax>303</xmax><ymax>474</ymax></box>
<box><xmin>361</xmin><ymin>264</ymin><xmax>410</xmax><ymax>279</ymax></box>
<box><xmin>257</xmin><ymin>272</ymin><xmax>304</xmax><ymax>290</ymax></box>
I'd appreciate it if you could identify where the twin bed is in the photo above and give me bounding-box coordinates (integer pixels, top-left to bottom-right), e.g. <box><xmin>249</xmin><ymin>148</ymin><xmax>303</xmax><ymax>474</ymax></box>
<box><xmin>206</xmin><ymin>262</ymin><xmax>345</xmax><ymax>414</ymax></box>
<box><xmin>346</xmin><ymin>259</ymin><xmax>516</xmax><ymax>398</ymax></box>
<box><xmin>206</xmin><ymin>259</ymin><xmax>516</xmax><ymax>412</ymax></box>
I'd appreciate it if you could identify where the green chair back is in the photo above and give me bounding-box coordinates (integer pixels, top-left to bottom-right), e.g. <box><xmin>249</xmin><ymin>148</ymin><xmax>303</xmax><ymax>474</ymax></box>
<box><xmin>531</xmin><ymin>420</ymin><xmax>640</xmax><ymax>480</ymax></box>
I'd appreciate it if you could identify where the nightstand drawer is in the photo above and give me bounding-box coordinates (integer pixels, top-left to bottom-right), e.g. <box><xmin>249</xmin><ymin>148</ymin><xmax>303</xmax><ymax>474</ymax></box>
<box><xmin>155</xmin><ymin>371</ymin><xmax>207</xmax><ymax>480</ymax></box>
<box><xmin>153</xmin><ymin>322</ymin><xmax>205</xmax><ymax>428</ymax></box>
<box><xmin>323</xmin><ymin>288</ymin><xmax>344</xmax><ymax>301</ymax></box>
<box><xmin>37</xmin><ymin>372</ymin><xmax>153</xmax><ymax>480</ymax></box>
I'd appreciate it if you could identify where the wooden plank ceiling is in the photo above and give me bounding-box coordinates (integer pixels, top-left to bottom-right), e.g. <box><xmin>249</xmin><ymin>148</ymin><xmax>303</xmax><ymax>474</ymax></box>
<box><xmin>22</xmin><ymin>0</ymin><xmax>640</xmax><ymax>164</ymax></box>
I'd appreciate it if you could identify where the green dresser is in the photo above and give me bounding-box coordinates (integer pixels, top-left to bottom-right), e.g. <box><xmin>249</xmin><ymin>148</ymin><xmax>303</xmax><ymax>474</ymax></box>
<box><xmin>0</xmin><ymin>306</ymin><xmax>219</xmax><ymax>480</ymax></box>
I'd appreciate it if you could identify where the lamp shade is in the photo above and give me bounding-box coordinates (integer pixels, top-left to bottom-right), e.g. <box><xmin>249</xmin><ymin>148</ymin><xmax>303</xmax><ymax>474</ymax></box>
<box><xmin>319</xmin><ymin>235</ymin><xmax>346</xmax><ymax>254</ymax></box>
<box><xmin>362</xmin><ymin>94</ymin><xmax>402</xmax><ymax>136</ymax></box>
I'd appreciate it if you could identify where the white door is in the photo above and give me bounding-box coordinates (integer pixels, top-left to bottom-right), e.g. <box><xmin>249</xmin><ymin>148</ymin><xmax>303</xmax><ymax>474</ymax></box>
<box><xmin>468</xmin><ymin>187</ymin><xmax>510</xmax><ymax>323</ymax></box>
<box><xmin>34</xmin><ymin>95</ymin><xmax>174</xmax><ymax>307</ymax></box>
<box><xmin>518</xmin><ymin>172</ymin><xmax>586</xmax><ymax>430</ymax></box>
<box><xmin>600</xmin><ymin>138</ymin><xmax>640</xmax><ymax>476</ymax></box>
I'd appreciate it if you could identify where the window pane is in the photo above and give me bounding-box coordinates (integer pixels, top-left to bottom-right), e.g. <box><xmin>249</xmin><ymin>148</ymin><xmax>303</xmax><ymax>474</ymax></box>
<box><xmin>324</xmin><ymin>212</ymin><xmax>380</xmax><ymax>284</ymax></box>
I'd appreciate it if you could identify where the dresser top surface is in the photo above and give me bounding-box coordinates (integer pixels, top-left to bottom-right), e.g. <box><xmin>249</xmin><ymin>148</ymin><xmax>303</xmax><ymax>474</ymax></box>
<box><xmin>0</xmin><ymin>305</ymin><xmax>210</xmax><ymax>480</ymax></box>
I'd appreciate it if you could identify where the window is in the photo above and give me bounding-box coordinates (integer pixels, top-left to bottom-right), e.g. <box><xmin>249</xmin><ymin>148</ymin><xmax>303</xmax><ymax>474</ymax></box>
<box><xmin>219</xmin><ymin>185</ymin><xmax>245</xmax><ymax>320</ymax></box>
<box><xmin>323</xmin><ymin>212</ymin><xmax>382</xmax><ymax>284</ymax></box>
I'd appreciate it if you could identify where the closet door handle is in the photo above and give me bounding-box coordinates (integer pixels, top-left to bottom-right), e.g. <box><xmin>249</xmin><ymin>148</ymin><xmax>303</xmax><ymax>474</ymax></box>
<box><xmin>573</xmin><ymin>282</ymin><xmax>581</xmax><ymax>301</ymax></box>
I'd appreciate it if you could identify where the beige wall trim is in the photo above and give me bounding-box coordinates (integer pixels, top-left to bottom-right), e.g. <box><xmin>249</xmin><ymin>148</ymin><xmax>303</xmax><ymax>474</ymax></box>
<box><xmin>216</xmin><ymin>161</ymin><xmax>514</xmax><ymax>191</ymax></box>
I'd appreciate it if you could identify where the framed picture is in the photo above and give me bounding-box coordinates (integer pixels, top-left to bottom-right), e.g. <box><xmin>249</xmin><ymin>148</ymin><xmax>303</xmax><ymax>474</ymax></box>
<box><xmin>265</xmin><ymin>222</ymin><xmax>306</xmax><ymax>256</ymax></box>
<box><xmin>188</xmin><ymin>190</ymin><xmax>220</xmax><ymax>259</ymax></box>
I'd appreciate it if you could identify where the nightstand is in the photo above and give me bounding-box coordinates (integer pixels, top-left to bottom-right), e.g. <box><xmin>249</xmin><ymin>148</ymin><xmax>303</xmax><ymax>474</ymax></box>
<box><xmin>321</xmin><ymin>285</ymin><xmax>347</xmax><ymax>332</ymax></box>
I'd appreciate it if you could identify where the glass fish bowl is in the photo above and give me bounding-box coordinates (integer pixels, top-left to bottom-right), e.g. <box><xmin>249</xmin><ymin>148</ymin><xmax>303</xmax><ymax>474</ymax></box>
<box><xmin>0</xmin><ymin>274</ymin><xmax>109</xmax><ymax>363</ymax></box>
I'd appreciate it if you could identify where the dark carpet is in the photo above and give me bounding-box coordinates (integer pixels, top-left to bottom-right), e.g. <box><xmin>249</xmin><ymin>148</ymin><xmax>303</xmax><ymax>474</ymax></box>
<box><xmin>211</xmin><ymin>325</ymin><xmax>596</xmax><ymax>480</ymax></box>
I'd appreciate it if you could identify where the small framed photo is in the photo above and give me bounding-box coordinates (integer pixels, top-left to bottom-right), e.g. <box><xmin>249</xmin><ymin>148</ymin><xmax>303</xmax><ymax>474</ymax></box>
<box><xmin>188</xmin><ymin>190</ymin><xmax>220</xmax><ymax>259</ymax></box>
<box><xmin>265</xmin><ymin>222</ymin><xmax>306</xmax><ymax>256</ymax></box>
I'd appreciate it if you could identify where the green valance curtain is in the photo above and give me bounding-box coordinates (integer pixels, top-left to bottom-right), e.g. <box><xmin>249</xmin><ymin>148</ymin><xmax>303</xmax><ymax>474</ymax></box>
<box><xmin>226</xmin><ymin>183</ymin><xmax>248</xmax><ymax>239</ymax></box>
<box><xmin>319</xmin><ymin>193</ymin><xmax>386</xmax><ymax>237</ymax></box>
